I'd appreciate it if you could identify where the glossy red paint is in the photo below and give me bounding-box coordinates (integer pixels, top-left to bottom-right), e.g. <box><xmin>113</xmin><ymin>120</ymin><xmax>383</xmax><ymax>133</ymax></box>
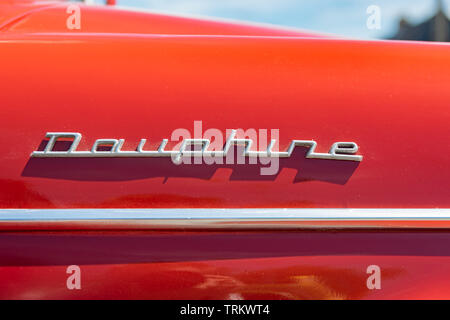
<box><xmin>0</xmin><ymin>33</ymin><xmax>449</xmax><ymax>208</ymax></box>
<box><xmin>0</xmin><ymin>1</ymin><xmax>449</xmax><ymax>300</ymax></box>
<box><xmin>2</xmin><ymin>229</ymin><xmax>450</xmax><ymax>299</ymax></box>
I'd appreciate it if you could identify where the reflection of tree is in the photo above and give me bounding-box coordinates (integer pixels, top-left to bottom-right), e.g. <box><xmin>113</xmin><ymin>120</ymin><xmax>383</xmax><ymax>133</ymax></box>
<box><xmin>182</xmin><ymin>262</ymin><xmax>404</xmax><ymax>300</ymax></box>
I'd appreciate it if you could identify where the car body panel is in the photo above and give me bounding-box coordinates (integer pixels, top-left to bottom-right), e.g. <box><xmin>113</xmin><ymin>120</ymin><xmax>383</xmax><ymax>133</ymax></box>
<box><xmin>0</xmin><ymin>34</ymin><xmax>449</xmax><ymax>209</ymax></box>
<box><xmin>0</xmin><ymin>0</ymin><xmax>449</xmax><ymax>300</ymax></box>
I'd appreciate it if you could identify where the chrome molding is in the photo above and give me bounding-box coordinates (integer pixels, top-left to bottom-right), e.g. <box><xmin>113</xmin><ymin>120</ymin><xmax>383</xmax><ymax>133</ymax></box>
<box><xmin>0</xmin><ymin>208</ymin><xmax>449</xmax><ymax>221</ymax></box>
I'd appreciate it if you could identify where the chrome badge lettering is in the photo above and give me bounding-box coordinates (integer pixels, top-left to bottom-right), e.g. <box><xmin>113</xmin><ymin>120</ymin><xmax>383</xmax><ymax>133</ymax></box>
<box><xmin>31</xmin><ymin>132</ymin><xmax>363</xmax><ymax>162</ymax></box>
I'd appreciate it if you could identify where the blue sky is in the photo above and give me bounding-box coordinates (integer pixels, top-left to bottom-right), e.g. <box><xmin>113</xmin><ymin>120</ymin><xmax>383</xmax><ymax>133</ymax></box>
<box><xmin>114</xmin><ymin>0</ymin><xmax>448</xmax><ymax>39</ymax></box>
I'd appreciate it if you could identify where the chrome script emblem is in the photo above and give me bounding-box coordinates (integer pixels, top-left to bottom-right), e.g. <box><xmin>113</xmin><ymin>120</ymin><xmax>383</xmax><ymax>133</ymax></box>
<box><xmin>31</xmin><ymin>132</ymin><xmax>363</xmax><ymax>162</ymax></box>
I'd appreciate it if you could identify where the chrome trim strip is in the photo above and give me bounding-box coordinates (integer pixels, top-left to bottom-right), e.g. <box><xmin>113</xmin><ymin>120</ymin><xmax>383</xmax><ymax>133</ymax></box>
<box><xmin>0</xmin><ymin>209</ymin><xmax>449</xmax><ymax>221</ymax></box>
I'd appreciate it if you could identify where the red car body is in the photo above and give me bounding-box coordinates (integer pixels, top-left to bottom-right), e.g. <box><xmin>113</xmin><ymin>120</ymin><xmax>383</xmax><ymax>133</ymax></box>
<box><xmin>0</xmin><ymin>0</ymin><xmax>449</xmax><ymax>299</ymax></box>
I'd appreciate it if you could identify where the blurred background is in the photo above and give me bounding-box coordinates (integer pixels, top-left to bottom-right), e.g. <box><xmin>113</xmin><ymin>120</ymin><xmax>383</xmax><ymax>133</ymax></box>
<box><xmin>104</xmin><ymin>0</ymin><xmax>450</xmax><ymax>41</ymax></box>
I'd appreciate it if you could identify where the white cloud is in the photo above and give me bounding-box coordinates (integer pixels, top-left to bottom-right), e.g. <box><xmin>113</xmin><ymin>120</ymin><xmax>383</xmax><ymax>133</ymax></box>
<box><xmin>125</xmin><ymin>0</ymin><xmax>295</xmax><ymax>14</ymax></box>
<box><xmin>117</xmin><ymin>0</ymin><xmax>448</xmax><ymax>39</ymax></box>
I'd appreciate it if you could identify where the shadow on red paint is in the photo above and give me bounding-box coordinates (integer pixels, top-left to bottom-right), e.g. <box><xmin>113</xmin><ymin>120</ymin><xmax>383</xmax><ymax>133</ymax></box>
<box><xmin>22</xmin><ymin>140</ymin><xmax>360</xmax><ymax>184</ymax></box>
